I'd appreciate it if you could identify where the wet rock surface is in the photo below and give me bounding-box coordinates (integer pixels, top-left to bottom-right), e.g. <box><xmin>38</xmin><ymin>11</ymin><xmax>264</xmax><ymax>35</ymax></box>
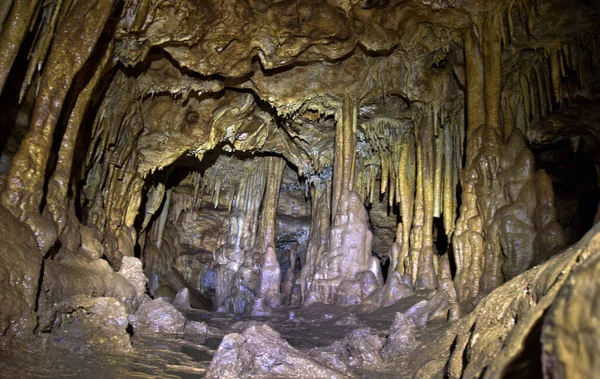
<box><xmin>0</xmin><ymin>206</ymin><xmax>41</xmax><ymax>335</ymax></box>
<box><xmin>50</xmin><ymin>296</ymin><xmax>132</xmax><ymax>354</ymax></box>
<box><xmin>130</xmin><ymin>298</ymin><xmax>186</xmax><ymax>335</ymax></box>
<box><xmin>207</xmin><ymin>324</ymin><xmax>345</xmax><ymax>379</ymax></box>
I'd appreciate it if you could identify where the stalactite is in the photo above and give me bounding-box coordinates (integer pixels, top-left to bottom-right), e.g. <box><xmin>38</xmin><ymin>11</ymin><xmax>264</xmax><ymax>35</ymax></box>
<box><xmin>550</xmin><ymin>48</ymin><xmax>562</xmax><ymax>103</ymax></box>
<box><xmin>415</xmin><ymin>113</ymin><xmax>438</xmax><ymax>289</ymax></box>
<box><xmin>464</xmin><ymin>26</ymin><xmax>486</xmax><ymax>162</ymax></box>
<box><xmin>380</xmin><ymin>152</ymin><xmax>389</xmax><ymax>196</ymax></box>
<box><xmin>542</xmin><ymin>58</ymin><xmax>553</xmax><ymax>113</ymax></box>
<box><xmin>19</xmin><ymin>0</ymin><xmax>66</xmax><ymax>102</ymax></box>
<box><xmin>482</xmin><ymin>14</ymin><xmax>503</xmax><ymax>138</ymax></box>
<box><xmin>0</xmin><ymin>1</ymin><xmax>14</xmax><ymax>31</ymax></box>
<box><xmin>396</xmin><ymin>133</ymin><xmax>415</xmax><ymax>275</ymax></box>
<box><xmin>409</xmin><ymin>124</ymin><xmax>424</xmax><ymax>283</ymax></box>
<box><xmin>370</xmin><ymin>164</ymin><xmax>377</xmax><ymax>205</ymax></box>
<box><xmin>0</xmin><ymin>0</ymin><xmax>40</xmax><ymax>93</ymax></box>
<box><xmin>442</xmin><ymin>124</ymin><xmax>455</xmax><ymax>238</ymax></box>
<box><xmin>1</xmin><ymin>0</ymin><xmax>117</xmax><ymax>221</ymax></box>
<box><xmin>534</xmin><ymin>62</ymin><xmax>547</xmax><ymax>118</ymax></box>
<box><xmin>520</xmin><ymin>76</ymin><xmax>531</xmax><ymax>128</ymax></box>
<box><xmin>341</xmin><ymin>96</ymin><xmax>357</xmax><ymax>196</ymax></box>
<box><xmin>45</xmin><ymin>43</ymin><xmax>113</xmax><ymax>234</ymax></box>
<box><xmin>388</xmin><ymin>160</ymin><xmax>395</xmax><ymax>209</ymax></box>
<box><xmin>156</xmin><ymin>189</ymin><xmax>172</xmax><ymax>250</ymax></box>
<box><xmin>332</xmin><ymin>111</ymin><xmax>344</xmax><ymax>221</ymax></box>
<box><xmin>433</xmin><ymin>121</ymin><xmax>444</xmax><ymax>219</ymax></box>
<box><xmin>141</xmin><ymin>183</ymin><xmax>166</xmax><ymax>230</ymax></box>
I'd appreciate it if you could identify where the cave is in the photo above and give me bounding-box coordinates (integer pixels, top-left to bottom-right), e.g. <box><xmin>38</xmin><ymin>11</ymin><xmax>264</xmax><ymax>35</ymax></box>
<box><xmin>0</xmin><ymin>0</ymin><xmax>599</xmax><ymax>377</ymax></box>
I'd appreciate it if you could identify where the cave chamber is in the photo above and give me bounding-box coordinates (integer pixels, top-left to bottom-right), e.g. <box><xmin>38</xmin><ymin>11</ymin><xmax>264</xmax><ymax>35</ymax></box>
<box><xmin>0</xmin><ymin>0</ymin><xmax>599</xmax><ymax>377</ymax></box>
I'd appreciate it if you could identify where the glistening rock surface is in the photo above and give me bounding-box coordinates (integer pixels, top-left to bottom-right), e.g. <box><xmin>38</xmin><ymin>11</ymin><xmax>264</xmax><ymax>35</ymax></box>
<box><xmin>0</xmin><ymin>0</ymin><xmax>599</xmax><ymax>377</ymax></box>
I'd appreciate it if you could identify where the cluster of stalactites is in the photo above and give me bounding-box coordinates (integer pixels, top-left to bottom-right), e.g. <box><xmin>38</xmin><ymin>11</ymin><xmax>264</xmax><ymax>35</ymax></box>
<box><xmin>503</xmin><ymin>32</ymin><xmax>600</xmax><ymax>139</ymax></box>
<box><xmin>82</xmin><ymin>72</ymin><xmax>144</xmax><ymax>236</ymax></box>
<box><xmin>355</xmin><ymin>107</ymin><xmax>463</xmax><ymax>246</ymax></box>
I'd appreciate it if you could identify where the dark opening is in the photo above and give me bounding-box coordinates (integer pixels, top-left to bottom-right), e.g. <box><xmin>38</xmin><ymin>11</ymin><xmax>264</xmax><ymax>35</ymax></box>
<box><xmin>532</xmin><ymin>138</ymin><xmax>599</xmax><ymax>244</ymax></box>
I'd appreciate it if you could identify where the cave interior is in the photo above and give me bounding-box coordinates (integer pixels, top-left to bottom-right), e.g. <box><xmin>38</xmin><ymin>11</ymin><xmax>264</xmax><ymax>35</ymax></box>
<box><xmin>0</xmin><ymin>0</ymin><xmax>600</xmax><ymax>377</ymax></box>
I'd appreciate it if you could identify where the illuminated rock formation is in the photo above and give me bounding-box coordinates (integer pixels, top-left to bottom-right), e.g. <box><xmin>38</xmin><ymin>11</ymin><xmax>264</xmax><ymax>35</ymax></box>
<box><xmin>0</xmin><ymin>0</ymin><xmax>599</xmax><ymax>377</ymax></box>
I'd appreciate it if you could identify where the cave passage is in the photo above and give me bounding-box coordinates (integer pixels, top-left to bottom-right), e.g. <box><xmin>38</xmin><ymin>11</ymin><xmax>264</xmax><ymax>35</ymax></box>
<box><xmin>0</xmin><ymin>0</ymin><xmax>600</xmax><ymax>378</ymax></box>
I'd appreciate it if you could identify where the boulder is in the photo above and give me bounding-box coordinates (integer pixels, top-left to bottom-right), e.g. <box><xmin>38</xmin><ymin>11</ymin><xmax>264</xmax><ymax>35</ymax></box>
<box><xmin>130</xmin><ymin>298</ymin><xmax>186</xmax><ymax>334</ymax></box>
<box><xmin>207</xmin><ymin>324</ymin><xmax>344</xmax><ymax>379</ymax></box>
<box><xmin>118</xmin><ymin>256</ymin><xmax>147</xmax><ymax>310</ymax></box>
<box><xmin>382</xmin><ymin>312</ymin><xmax>417</xmax><ymax>357</ymax></box>
<box><xmin>51</xmin><ymin>296</ymin><xmax>132</xmax><ymax>354</ymax></box>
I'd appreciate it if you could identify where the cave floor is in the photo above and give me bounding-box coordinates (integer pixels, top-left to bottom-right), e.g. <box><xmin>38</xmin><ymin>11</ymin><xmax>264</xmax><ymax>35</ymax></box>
<box><xmin>0</xmin><ymin>292</ymin><xmax>449</xmax><ymax>378</ymax></box>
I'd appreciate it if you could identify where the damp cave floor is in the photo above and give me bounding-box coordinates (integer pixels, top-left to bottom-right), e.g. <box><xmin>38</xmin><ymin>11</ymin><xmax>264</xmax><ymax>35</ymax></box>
<box><xmin>0</xmin><ymin>292</ymin><xmax>449</xmax><ymax>378</ymax></box>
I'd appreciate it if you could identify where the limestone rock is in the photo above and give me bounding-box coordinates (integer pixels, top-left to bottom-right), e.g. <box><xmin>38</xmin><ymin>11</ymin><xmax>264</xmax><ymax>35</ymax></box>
<box><xmin>313</xmin><ymin>328</ymin><xmax>385</xmax><ymax>371</ymax></box>
<box><xmin>37</xmin><ymin>255</ymin><xmax>139</xmax><ymax>330</ymax></box>
<box><xmin>541</xmin><ymin>240</ymin><xmax>600</xmax><ymax>378</ymax></box>
<box><xmin>51</xmin><ymin>296</ymin><xmax>132</xmax><ymax>354</ymax></box>
<box><xmin>207</xmin><ymin>324</ymin><xmax>345</xmax><ymax>379</ymax></box>
<box><xmin>130</xmin><ymin>298</ymin><xmax>186</xmax><ymax>335</ymax></box>
<box><xmin>382</xmin><ymin>312</ymin><xmax>417</xmax><ymax>357</ymax></box>
<box><xmin>362</xmin><ymin>272</ymin><xmax>414</xmax><ymax>307</ymax></box>
<box><xmin>173</xmin><ymin>287</ymin><xmax>191</xmax><ymax>308</ymax></box>
<box><xmin>308</xmin><ymin>191</ymin><xmax>378</xmax><ymax>304</ymax></box>
<box><xmin>0</xmin><ymin>206</ymin><xmax>42</xmax><ymax>335</ymax></box>
<box><xmin>118</xmin><ymin>256</ymin><xmax>147</xmax><ymax>310</ymax></box>
<box><xmin>404</xmin><ymin>291</ymin><xmax>448</xmax><ymax>327</ymax></box>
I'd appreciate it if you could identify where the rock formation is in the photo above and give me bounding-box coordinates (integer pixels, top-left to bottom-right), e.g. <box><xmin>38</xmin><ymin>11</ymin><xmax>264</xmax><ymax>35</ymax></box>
<box><xmin>0</xmin><ymin>0</ymin><xmax>599</xmax><ymax>377</ymax></box>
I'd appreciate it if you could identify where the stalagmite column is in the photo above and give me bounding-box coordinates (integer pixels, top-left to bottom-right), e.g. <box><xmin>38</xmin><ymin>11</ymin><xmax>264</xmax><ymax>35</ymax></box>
<box><xmin>415</xmin><ymin>114</ymin><xmax>438</xmax><ymax>289</ymax></box>
<box><xmin>409</xmin><ymin>127</ymin><xmax>424</xmax><ymax>283</ymax></box>
<box><xmin>396</xmin><ymin>135</ymin><xmax>416</xmax><ymax>275</ymax></box>
<box><xmin>332</xmin><ymin>94</ymin><xmax>357</xmax><ymax>220</ymax></box>
<box><xmin>45</xmin><ymin>44</ymin><xmax>113</xmax><ymax>234</ymax></box>
<box><xmin>464</xmin><ymin>26</ymin><xmax>486</xmax><ymax>162</ymax></box>
<box><xmin>1</xmin><ymin>0</ymin><xmax>117</xmax><ymax>220</ymax></box>
<box><xmin>301</xmin><ymin>180</ymin><xmax>331</xmax><ymax>300</ymax></box>
<box><xmin>257</xmin><ymin>157</ymin><xmax>285</xmax><ymax>253</ymax></box>
<box><xmin>261</xmin><ymin>246</ymin><xmax>282</xmax><ymax>308</ymax></box>
<box><xmin>0</xmin><ymin>0</ymin><xmax>40</xmax><ymax>93</ymax></box>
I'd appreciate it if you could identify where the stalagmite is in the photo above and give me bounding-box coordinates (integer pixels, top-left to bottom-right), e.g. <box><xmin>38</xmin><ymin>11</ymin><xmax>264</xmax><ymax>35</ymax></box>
<box><xmin>251</xmin><ymin>246</ymin><xmax>281</xmax><ymax>315</ymax></box>
<box><xmin>301</xmin><ymin>180</ymin><xmax>331</xmax><ymax>300</ymax></box>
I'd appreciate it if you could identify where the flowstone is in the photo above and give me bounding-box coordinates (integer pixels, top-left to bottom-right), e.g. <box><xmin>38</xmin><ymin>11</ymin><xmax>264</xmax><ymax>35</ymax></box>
<box><xmin>307</xmin><ymin>191</ymin><xmax>383</xmax><ymax>305</ymax></box>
